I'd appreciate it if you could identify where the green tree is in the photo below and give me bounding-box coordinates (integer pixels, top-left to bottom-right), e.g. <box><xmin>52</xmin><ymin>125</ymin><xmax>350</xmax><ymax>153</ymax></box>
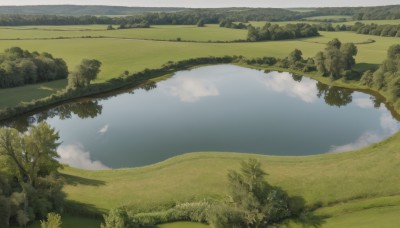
<box><xmin>68</xmin><ymin>59</ymin><xmax>102</xmax><ymax>88</ymax></box>
<box><xmin>327</xmin><ymin>38</ymin><xmax>342</xmax><ymax>49</ymax></box>
<box><xmin>340</xmin><ymin>43</ymin><xmax>358</xmax><ymax>70</ymax></box>
<box><xmin>0</xmin><ymin>123</ymin><xmax>61</xmax><ymax>225</ymax></box>
<box><xmin>247</xmin><ymin>25</ymin><xmax>259</xmax><ymax>42</ymax></box>
<box><xmin>210</xmin><ymin>159</ymin><xmax>291</xmax><ymax>227</ymax></box>
<box><xmin>197</xmin><ymin>19</ymin><xmax>205</xmax><ymax>27</ymax></box>
<box><xmin>40</xmin><ymin>212</ymin><xmax>62</xmax><ymax>228</ymax></box>
<box><xmin>101</xmin><ymin>207</ymin><xmax>130</xmax><ymax>228</ymax></box>
<box><xmin>315</xmin><ymin>51</ymin><xmax>327</xmax><ymax>74</ymax></box>
<box><xmin>324</xmin><ymin>47</ymin><xmax>345</xmax><ymax>79</ymax></box>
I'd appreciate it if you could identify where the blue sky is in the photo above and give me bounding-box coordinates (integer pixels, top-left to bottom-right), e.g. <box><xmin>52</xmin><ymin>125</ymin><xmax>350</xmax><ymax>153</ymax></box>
<box><xmin>0</xmin><ymin>0</ymin><xmax>399</xmax><ymax>8</ymax></box>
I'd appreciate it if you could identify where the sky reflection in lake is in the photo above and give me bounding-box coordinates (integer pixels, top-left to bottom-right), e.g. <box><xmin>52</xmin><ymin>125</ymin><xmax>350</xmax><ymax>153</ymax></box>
<box><xmin>4</xmin><ymin>65</ymin><xmax>399</xmax><ymax>169</ymax></box>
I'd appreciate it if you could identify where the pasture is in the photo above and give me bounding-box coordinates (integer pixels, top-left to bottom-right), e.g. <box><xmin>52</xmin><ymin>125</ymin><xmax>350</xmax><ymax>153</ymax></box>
<box><xmin>0</xmin><ymin>25</ymin><xmax>399</xmax><ymax>110</ymax></box>
<box><xmin>1</xmin><ymin>22</ymin><xmax>400</xmax><ymax>227</ymax></box>
<box><xmin>60</xmin><ymin>132</ymin><xmax>400</xmax><ymax>226</ymax></box>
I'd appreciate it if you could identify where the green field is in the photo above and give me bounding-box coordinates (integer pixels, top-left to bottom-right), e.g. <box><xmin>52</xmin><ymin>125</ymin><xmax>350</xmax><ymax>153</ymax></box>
<box><xmin>59</xmin><ymin>131</ymin><xmax>400</xmax><ymax>226</ymax></box>
<box><xmin>1</xmin><ymin>23</ymin><xmax>400</xmax><ymax>227</ymax></box>
<box><xmin>1</xmin><ymin>25</ymin><xmax>399</xmax><ymax>110</ymax></box>
<box><xmin>0</xmin><ymin>24</ymin><xmax>246</xmax><ymax>41</ymax></box>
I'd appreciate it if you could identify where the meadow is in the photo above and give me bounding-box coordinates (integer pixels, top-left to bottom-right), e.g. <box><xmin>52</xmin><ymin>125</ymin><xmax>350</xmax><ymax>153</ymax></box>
<box><xmin>60</xmin><ymin>132</ymin><xmax>400</xmax><ymax>227</ymax></box>
<box><xmin>0</xmin><ymin>22</ymin><xmax>399</xmax><ymax>227</ymax></box>
<box><xmin>0</xmin><ymin>25</ymin><xmax>399</xmax><ymax>109</ymax></box>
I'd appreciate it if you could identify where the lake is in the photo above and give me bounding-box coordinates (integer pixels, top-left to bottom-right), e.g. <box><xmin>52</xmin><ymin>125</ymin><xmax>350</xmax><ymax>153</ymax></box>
<box><xmin>3</xmin><ymin>65</ymin><xmax>399</xmax><ymax>169</ymax></box>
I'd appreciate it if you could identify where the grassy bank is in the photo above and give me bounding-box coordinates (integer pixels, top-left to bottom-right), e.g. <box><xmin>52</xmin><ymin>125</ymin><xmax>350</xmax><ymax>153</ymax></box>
<box><xmin>60</xmin><ymin>130</ymin><xmax>400</xmax><ymax>226</ymax></box>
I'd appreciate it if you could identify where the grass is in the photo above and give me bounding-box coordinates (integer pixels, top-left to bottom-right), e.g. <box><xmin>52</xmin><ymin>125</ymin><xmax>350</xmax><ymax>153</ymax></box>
<box><xmin>61</xmin><ymin>131</ymin><xmax>400</xmax><ymax>210</ymax></box>
<box><xmin>23</xmin><ymin>215</ymin><xmax>101</xmax><ymax>228</ymax></box>
<box><xmin>0</xmin><ymin>79</ymin><xmax>66</xmax><ymax>109</ymax></box>
<box><xmin>303</xmin><ymin>15</ymin><xmax>352</xmax><ymax>21</ymax></box>
<box><xmin>1</xmin><ymin>23</ymin><xmax>400</xmax><ymax>227</ymax></box>
<box><xmin>0</xmin><ymin>24</ymin><xmax>247</xmax><ymax>42</ymax></box>
<box><xmin>1</xmin><ymin>27</ymin><xmax>399</xmax><ymax>109</ymax></box>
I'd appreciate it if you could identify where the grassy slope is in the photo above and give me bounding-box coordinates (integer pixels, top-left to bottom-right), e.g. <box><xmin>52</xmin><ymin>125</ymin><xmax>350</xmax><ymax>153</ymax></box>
<box><xmin>1</xmin><ymin>27</ymin><xmax>399</xmax><ymax>109</ymax></box>
<box><xmin>61</xmin><ymin>131</ymin><xmax>400</xmax><ymax>210</ymax></box>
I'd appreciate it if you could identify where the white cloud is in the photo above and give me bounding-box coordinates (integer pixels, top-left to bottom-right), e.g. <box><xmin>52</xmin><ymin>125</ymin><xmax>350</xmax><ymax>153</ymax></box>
<box><xmin>353</xmin><ymin>98</ymin><xmax>374</xmax><ymax>108</ymax></box>
<box><xmin>329</xmin><ymin>131</ymin><xmax>382</xmax><ymax>153</ymax></box>
<box><xmin>165</xmin><ymin>76</ymin><xmax>219</xmax><ymax>102</ymax></box>
<box><xmin>57</xmin><ymin>144</ymin><xmax>110</xmax><ymax>170</ymax></box>
<box><xmin>98</xmin><ymin>124</ymin><xmax>109</xmax><ymax>135</ymax></box>
<box><xmin>263</xmin><ymin>72</ymin><xmax>317</xmax><ymax>103</ymax></box>
<box><xmin>330</xmin><ymin>110</ymin><xmax>399</xmax><ymax>153</ymax></box>
<box><xmin>380</xmin><ymin>110</ymin><xmax>399</xmax><ymax>134</ymax></box>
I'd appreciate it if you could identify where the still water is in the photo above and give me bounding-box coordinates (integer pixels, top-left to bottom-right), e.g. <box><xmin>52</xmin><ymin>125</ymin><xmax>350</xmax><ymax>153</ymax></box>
<box><xmin>4</xmin><ymin>65</ymin><xmax>400</xmax><ymax>169</ymax></box>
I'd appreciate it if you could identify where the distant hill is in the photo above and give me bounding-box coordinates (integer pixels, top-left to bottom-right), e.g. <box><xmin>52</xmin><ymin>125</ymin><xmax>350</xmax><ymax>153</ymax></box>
<box><xmin>0</xmin><ymin>5</ymin><xmax>186</xmax><ymax>16</ymax></box>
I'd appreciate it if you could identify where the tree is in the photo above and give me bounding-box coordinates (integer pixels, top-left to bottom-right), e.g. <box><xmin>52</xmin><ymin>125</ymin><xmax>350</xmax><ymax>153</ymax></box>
<box><xmin>327</xmin><ymin>38</ymin><xmax>341</xmax><ymax>50</ymax></box>
<box><xmin>324</xmin><ymin>47</ymin><xmax>345</xmax><ymax>79</ymax></box>
<box><xmin>315</xmin><ymin>51</ymin><xmax>326</xmax><ymax>74</ymax></box>
<box><xmin>101</xmin><ymin>207</ymin><xmax>130</xmax><ymax>228</ymax></box>
<box><xmin>0</xmin><ymin>123</ymin><xmax>61</xmax><ymax>225</ymax></box>
<box><xmin>314</xmin><ymin>39</ymin><xmax>358</xmax><ymax>79</ymax></box>
<box><xmin>197</xmin><ymin>19</ymin><xmax>205</xmax><ymax>27</ymax></box>
<box><xmin>68</xmin><ymin>59</ymin><xmax>102</xmax><ymax>88</ymax></box>
<box><xmin>0</xmin><ymin>123</ymin><xmax>61</xmax><ymax>187</ymax></box>
<box><xmin>210</xmin><ymin>159</ymin><xmax>292</xmax><ymax>227</ymax></box>
<box><xmin>40</xmin><ymin>213</ymin><xmax>62</xmax><ymax>228</ymax></box>
<box><xmin>340</xmin><ymin>43</ymin><xmax>358</xmax><ymax>70</ymax></box>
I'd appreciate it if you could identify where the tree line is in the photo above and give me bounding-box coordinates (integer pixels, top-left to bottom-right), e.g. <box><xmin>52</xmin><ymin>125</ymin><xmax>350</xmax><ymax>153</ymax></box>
<box><xmin>0</xmin><ymin>47</ymin><xmax>68</xmax><ymax>88</ymax></box>
<box><xmin>0</xmin><ymin>8</ymin><xmax>301</xmax><ymax>26</ymax></box>
<box><xmin>361</xmin><ymin>45</ymin><xmax>400</xmax><ymax>106</ymax></box>
<box><xmin>351</xmin><ymin>23</ymin><xmax>400</xmax><ymax>37</ymax></box>
<box><xmin>0</xmin><ymin>5</ymin><xmax>400</xmax><ymax>26</ymax></box>
<box><xmin>247</xmin><ymin>23</ymin><xmax>319</xmax><ymax>42</ymax></box>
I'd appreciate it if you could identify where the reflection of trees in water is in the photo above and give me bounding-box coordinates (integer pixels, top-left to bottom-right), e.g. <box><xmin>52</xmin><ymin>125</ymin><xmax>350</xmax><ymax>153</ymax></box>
<box><xmin>316</xmin><ymin>82</ymin><xmax>353</xmax><ymax>107</ymax></box>
<box><xmin>2</xmin><ymin>81</ymin><xmax>159</xmax><ymax>132</ymax></box>
<box><xmin>2</xmin><ymin>101</ymin><xmax>103</xmax><ymax>132</ymax></box>
<box><xmin>291</xmin><ymin>74</ymin><xmax>303</xmax><ymax>82</ymax></box>
<box><xmin>139</xmin><ymin>81</ymin><xmax>157</xmax><ymax>91</ymax></box>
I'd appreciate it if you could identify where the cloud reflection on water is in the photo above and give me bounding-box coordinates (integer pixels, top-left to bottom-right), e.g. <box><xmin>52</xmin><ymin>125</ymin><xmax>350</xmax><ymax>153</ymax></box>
<box><xmin>330</xmin><ymin>109</ymin><xmax>399</xmax><ymax>153</ymax></box>
<box><xmin>263</xmin><ymin>72</ymin><xmax>317</xmax><ymax>103</ymax></box>
<box><xmin>353</xmin><ymin>97</ymin><xmax>374</xmax><ymax>109</ymax></box>
<box><xmin>57</xmin><ymin>144</ymin><xmax>110</xmax><ymax>170</ymax></box>
<box><xmin>98</xmin><ymin>124</ymin><xmax>109</xmax><ymax>135</ymax></box>
<box><xmin>164</xmin><ymin>76</ymin><xmax>220</xmax><ymax>102</ymax></box>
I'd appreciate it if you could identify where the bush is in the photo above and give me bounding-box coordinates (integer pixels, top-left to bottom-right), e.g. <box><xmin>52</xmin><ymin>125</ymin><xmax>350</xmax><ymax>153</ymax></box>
<box><xmin>40</xmin><ymin>213</ymin><xmax>62</xmax><ymax>228</ymax></box>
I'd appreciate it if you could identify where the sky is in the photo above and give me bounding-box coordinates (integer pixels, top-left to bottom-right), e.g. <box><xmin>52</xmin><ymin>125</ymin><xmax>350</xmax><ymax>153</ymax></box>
<box><xmin>0</xmin><ymin>0</ymin><xmax>399</xmax><ymax>8</ymax></box>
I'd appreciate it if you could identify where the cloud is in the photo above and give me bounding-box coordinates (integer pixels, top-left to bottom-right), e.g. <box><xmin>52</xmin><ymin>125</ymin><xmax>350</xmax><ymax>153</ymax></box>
<box><xmin>329</xmin><ymin>131</ymin><xmax>382</xmax><ymax>153</ymax></box>
<box><xmin>263</xmin><ymin>72</ymin><xmax>317</xmax><ymax>103</ymax></box>
<box><xmin>380</xmin><ymin>110</ymin><xmax>399</xmax><ymax>134</ymax></box>
<box><xmin>57</xmin><ymin>144</ymin><xmax>110</xmax><ymax>170</ymax></box>
<box><xmin>353</xmin><ymin>98</ymin><xmax>374</xmax><ymax>108</ymax></box>
<box><xmin>98</xmin><ymin>124</ymin><xmax>109</xmax><ymax>135</ymax></box>
<box><xmin>165</xmin><ymin>76</ymin><xmax>219</xmax><ymax>102</ymax></box>
<box><xmin>330</xmin><ymin>110</ymin><xmax>399</xmax><ymax>153</ymax></box>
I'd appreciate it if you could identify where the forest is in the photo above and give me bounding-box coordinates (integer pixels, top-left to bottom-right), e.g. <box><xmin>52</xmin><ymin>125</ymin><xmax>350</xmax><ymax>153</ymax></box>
<box><xmin>0</xmin><ymin>5</ymin><xmax>399</xmax><ymax>26</ymax></box>
<box><xmin>0</xmin><ymin>47</ymin><xmax>68</xmax><ymax>88</ymax></box>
